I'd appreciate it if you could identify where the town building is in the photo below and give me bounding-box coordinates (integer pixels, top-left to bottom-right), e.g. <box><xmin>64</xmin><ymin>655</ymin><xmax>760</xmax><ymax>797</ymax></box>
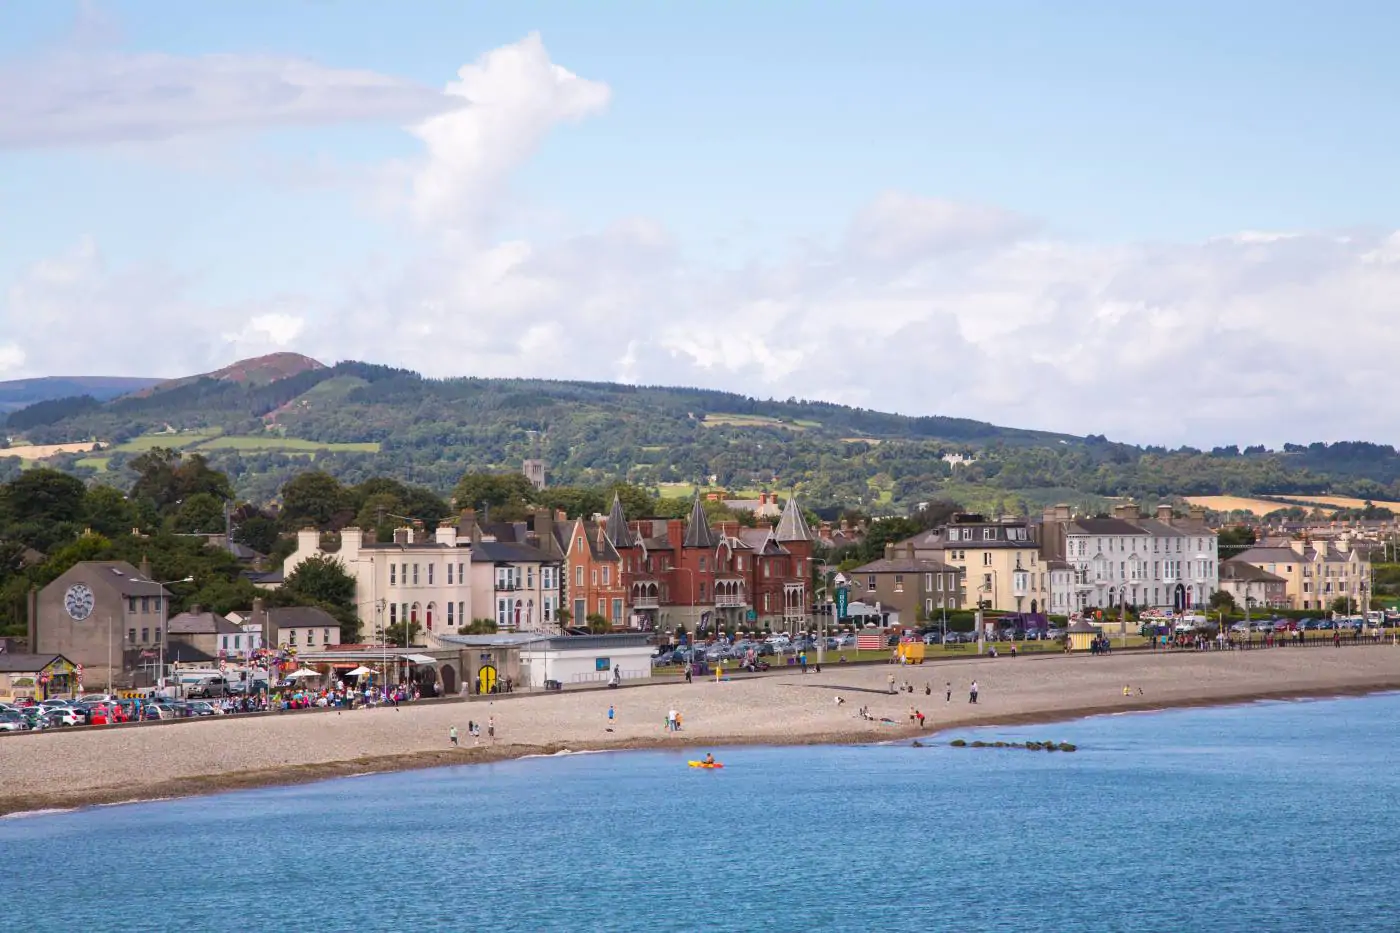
<box><xmin>1039</xmin><ymin>504</ymin><xmax>1220</xmax><ymax>613</ymax></box>
<box><xmin>284</xmin><ymin>523</ymin><xmax>472</xmax><ymax>639</ymax></box>
<box><xmin>562</xmin><ymin>495</ymin><xmax>629</xmax><ymax>628</ymax></box>
<box><xmin>848</xmin><ymin>544</ymin><xmax>962</xmax><ymax>624</ymax></box>
<box><xmin>1230</xmin><ymin>537</ymin><xmax>1371</xmax><ymax>611</ymax></box>
<box><xmin>166</xmin><ymin>607</ymin><xmax>246</xmax><ymax>658</ymax></box>
<box><xmin>28</xmin><ymin>560</ymin><xmax>172</xmax><ymax>687</ymax></box>
<box><xmin>1217</xmin><ymin>560</ymin><xmax>1289</xmax><ymax>610</ymax></box>
<box><xmin>1047</xmin><ymin>560</ymin><xmax>1076</xmax><ymax>616</ymax></box>
<box><xmin>0</xmin><ymin>653</ymin><xmax>78</xmax><ymax>701</ymax></box>
<box><xmin>712</xmin><ymin>490</ymin><xmax>782</xmax><ymax>519</ymax></box>
<box><xmin>900</xmin><ymin>514</ymin><xmax>1049</xmax><ymax>614</ymax></box>
<box><xmin>597</xmin><ymin>494</ymin><xmax>816</xmax><ymax>633</ymax></box>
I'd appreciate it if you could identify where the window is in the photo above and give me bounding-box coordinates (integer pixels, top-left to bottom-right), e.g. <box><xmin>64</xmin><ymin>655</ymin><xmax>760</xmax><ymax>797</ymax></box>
<box><xmin>598</xmin><ymin>598</ymin><xmax>606</xmax><ymax>617</ymax></box>
<box><xmin>983</xmin><ymin>553</ymin><xmax>992</xmax><ymax>566</ymax></box>
<box><xmin>307</xmin><ymin>629</ymin><xmax>316</xmax><ymax>646</ymax></box>
<box><xmin>591</xmin><ymin>569</ymin><xmax>598</xmax><ymax>585</ymax></box>
<box><xmin>612</xmin><ymin>598</ymin><xmax>623</xmax><ymax>621</ymax></box>
<box><xmin>141</xmin><ymin>627</ymin><xmax>149</xmax><ymax>642</ymax></box>
<box><xmin>427</xmin><ymin>564</ymin><xmax>434</xmax><ymax>585</ymax></box>
<box><xmin>221</xmin><ymin>636</ymin><xmax>229</xmax><ymax>650</ymax></box>
<box><xmin>576</xmin><ymin>536</ymin><xmax>584</xmax><ymax>553</ymax></box>
<box><xmin>894</xmin><ymin>575</ymin><xmax>904</xmax><ymax>593</ymax></box>
<box><xmin>390</xmin><ymin>603</ymin><xmax>398</xmax><ymax>626</ymax></box>
<box><xmin>458</xmin><ymin>563</ymin><xmax>464</xmax><ymax>584</ymax></box>
<box><xmin>575</xmin><ymin>565</ymin><xmax>583</xmax><ymax>586</ymax></box>
<box><xmin>141</xmin><ymin>596</ymin><xmax>150</xmax><ymax>613</ymax></box>
<box><xmin>868</xmin><ymin>575</ymin><xmax>876</xmax><ymax>590</ymax></box>
<box><xmin>925</xmin><ymin>573</ymin><xmax>933</xmax><ymax>590</ymax></box>
<box><xmin>446</xmin><ymin>563</ymin><xmax>453</xmax><ymax>585</ymax></box>
<box><xmin>983</xmin><ymin>528</ymin><xmax>995</xmax><ymax>540</ymax></box>
<box><xmin>128</xmin><ymin>628</ymin><xmax>137</xmax><ymax>643</ymax></box>
<box><xmin>447</xmin><ymin>602</ymin><xmax>455</xmax><ymax>627</ymax></box>
<box><xmin>602</xmin><ymin>566</ymin><xmax>610</xmax><ymax>586</ymax></box>
<box><xmin>413</xmin><ymin>564</ymin><xmax>419</xmax><ymax>585</ymax></box>
<box><xmin>736</xmin><ymin>557</ymin><xmax>744</xmax><ymax>571</ymax></box>
<box><xmin>527</xmin><ymin>566</ymin><xmax>535</xmax><ymax>589</ymax></box>
<box><xmin>543</xmin><ymin>596</ymin><xmax>554</xmax><ymax>621</ymax></box>
<box><xmin>497</xmin><ymin>599</ymin><xmax>509</xmax><ymax>626</ymax></box>
<box><xmin>763</xmin><ymin>562</ymin><xmax>771</xmax><ymax>579</ymax></box>
<box><xmin>926</xmin><ymin>599</ymin><xmax>933</xmax><ymax>614</ymax></box>
<box><xmin>234</xmin><ymin>635</ymin><xmax>241</xmax><ymax>650</ymax></box>
<box><xmin>699</xmin><ymin>556</ymin><xmax>708</xmax><ymax>572</ymax></box>
<box><xmin>390</xmin><ymin>563</ymin><xmax>397</xmax><ymax>586</ymax></box>
<box><xmin>154</xmin><ymin>628</ymin><xmax>161</xmax><ymax>643</ymax></box>
<box><xmin>936</xmin><ymin>575</ymin><xmax>944</xmax><ymax>592</ymax></box>
<box><xmin>458</xmin><ymin>602</ymin><xmax>465</xmax><ymax>625</ymax></box>
<box><xmin>288</xmin><ymin>630</ymin><xmax>297</xmax><ymax>646</ymax></box>
<box><xmin>699</xmin><ymin>582</ymin><xmax>707</xmax><ymax>602</ymax></box>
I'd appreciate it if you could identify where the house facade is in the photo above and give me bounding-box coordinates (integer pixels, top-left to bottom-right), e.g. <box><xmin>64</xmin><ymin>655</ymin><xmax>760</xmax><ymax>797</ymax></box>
<box><xmin>1230</xmin><ymin>537</ymin><xmax>1371</xmax><ymax>611</ymax></box>
<box><xmin>1039</xmin><ymin>504</ymin><xmax>1219</xmax><ymax>613</ymax></box>
<box><xmin>562</xmin><ymin>496</ymin><xmax>629</xmax><ymax>627</ymax></box>
<box><xmin>901</xmin><ymin>514</ymin><xmax>1049</xmax><ymax>614</ymax></box>
<box><xmin>1218</xmin><ymin>560</ymin><xmax>1289</xmax><ymax>610</ymax></box>
<box><xmin>849</xmin><ymin>545</ymin><xmax>962</xmax><ymax>623</ymax></box>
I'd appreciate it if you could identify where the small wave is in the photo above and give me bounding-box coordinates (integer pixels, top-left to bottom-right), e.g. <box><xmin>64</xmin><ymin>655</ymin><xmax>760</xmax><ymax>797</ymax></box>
<box><xmin>1</xmin><ymin>807</ymin><xmax>77</xmax><ymax>820</ymax></box>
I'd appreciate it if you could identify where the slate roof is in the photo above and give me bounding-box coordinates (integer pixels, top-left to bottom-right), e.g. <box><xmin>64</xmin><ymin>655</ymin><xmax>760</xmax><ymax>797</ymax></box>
<box><xmin>470</xmin><ymin>541</ymin><xmax>561</xmax><ymax>564</ymax></box>
<box><xmin>775</xmin><ymin>495</ymin><xmax>815</xmax><ymax>542</ymax></box>
<box><xmin>604</xmin><ymin>494</ymin><xmax>635</xmax><ymax>548</ymax></box>
<box><xmin>0</xmin><ymin>653</ymin><xmax>71</xmax><ymax>673</ymax></box>
<box><xmin>266</xmin><ymin>606</ymin><xmax>341</xmax><ymax>630</ymax></box>
<box><xmin>683</xmin><ymin>496</ymin><xmax>718</xmax><ymax>549</ymax></box>
<box><xmin>1219</xmin><ymin>560</ymin><xmax>1286</xmax><ymax>584</ymax></box>
<box><xmin>1068</xmin><ymin>518</ymin><xmax>1147</xmax><ymax>536</ymax></box>
<box><xmin>851</xmin><ymin>557</ymin><xmax>956</xmax><ymax>574</ymax></box>
<box><xmin>167</xmin><ymin>612</ymin><xmax>243</xmax><ymax>636</ymax></box>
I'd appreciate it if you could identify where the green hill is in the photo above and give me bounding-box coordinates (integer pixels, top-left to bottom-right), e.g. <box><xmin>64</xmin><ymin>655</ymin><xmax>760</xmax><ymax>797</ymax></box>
<box><xmin>5</xmin><ymin>355</ymin><xmax>1400</xmax><ymax>515</ymax></box>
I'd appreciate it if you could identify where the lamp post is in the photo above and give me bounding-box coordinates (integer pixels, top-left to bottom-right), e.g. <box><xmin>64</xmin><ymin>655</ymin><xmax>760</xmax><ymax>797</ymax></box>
<box><xmin>132</xmin><ymin>574</ymin><xmax>193</xmax><ymax>696</ymax></box>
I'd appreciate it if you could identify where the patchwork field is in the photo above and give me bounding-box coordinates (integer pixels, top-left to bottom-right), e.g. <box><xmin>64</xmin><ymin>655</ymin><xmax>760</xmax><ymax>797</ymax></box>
<box><xmin>1298</xmin><ymin>495</ymin><xmax>1400</xmax><ymax>512</ymax></box>
<box><xmin>702</xmin><ymin>414</ymin><xmax>818</xmax><ymax>430</ymax></box>
<box><xmin>111</xmin><ymin>431</ymin><xmax>221</xmax><ymax>453</ymax></box>
<box><xmin>1185</xmin><ymin>495</ymin><xmax>1336</xmax><ymax>516</ymax></box>
<box><xmin>1</xmin><ymin>441</ymin><xmax>99</xmax><ymax>458</ymax></box>
<box><xmin>194</xmin><ymin>435</ymin><xmax>380</xmax><ymax>453</ymax></box>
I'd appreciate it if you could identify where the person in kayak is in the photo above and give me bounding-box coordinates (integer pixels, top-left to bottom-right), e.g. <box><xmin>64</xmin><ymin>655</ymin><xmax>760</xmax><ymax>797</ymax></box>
<box><xmin>703</xmin><ymin>753</ymin><xmax>715</xmax><ymax>765</ymax></box>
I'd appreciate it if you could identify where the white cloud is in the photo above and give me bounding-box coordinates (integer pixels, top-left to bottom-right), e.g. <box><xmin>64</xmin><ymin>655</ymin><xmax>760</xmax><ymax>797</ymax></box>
<box><xmin>401</xmin><ymin>33</ymin><xmax>611</xmax><ymax>230</ymax></box>
<box><xmin>0</xmin><ymin>47</ymin><xmax>455</xmax><ymax>148</ymax></box>
<box><xmin>7</xmin><ymin>34</ymin><xmax>1400</xmax><ymax>451</ymax></box>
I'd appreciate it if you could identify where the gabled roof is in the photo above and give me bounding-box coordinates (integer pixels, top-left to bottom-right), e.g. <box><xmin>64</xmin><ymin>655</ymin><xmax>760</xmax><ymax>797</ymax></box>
<box><xmin>0</xmin><ymin>653</ymin><xmax>71</xmax><ymax>673</ymax></box>
<box><xmin>775</xmin><ymin>495</ymin><xmax>814</xmax><ymax>542</ymax></box>
<box><xmin>1220</xmin><ymin>560</ymin><xmax>1286</xmax><ymax>584</ymax></box>
<box><xmin>167</xmin><ymin>612</ymin><xmax>243</xmax><ymax>636</ymax></box>
<box><xmin>852</xmin><ymin>557</ymin><xmax>955</xmax><ymax>574</ymax></box>
<box><xmin>605</xmin><ymin>494</ymin><xmax>635</xmax><ymax>548</ymax></box>
<box><xmin>683</xmin><ymin>496</ymin><xmax>718</xmax><ymax>549</ymax></box>
<box><xmin>266</xmin><ymin>606</ymin><xmax>341</xmax><ymax>629</ymax></box>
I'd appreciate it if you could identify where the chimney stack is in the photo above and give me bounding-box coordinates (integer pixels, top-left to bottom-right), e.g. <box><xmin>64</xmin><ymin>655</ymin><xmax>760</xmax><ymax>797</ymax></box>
<box><xmin>1156</xmin><ymin>504</ymin><xmax>1174</xmax><ymax>523</ymax></box>
<box><xmin>884</xmin><ymin>542</ymin><xmax>895</xmax><ymax>560</ymax></box>
<box><xmin>393</xmin><ymin>527</ymin><xmax>410</xmax><ymax>545</ymax></box>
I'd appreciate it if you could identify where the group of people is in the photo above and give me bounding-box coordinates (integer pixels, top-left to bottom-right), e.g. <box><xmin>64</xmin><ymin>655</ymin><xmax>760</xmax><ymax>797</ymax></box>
<box><xmin>448</xmin><ymin>718</ymin><xmax>494</xmax><ymax>746</ymax></box>
<box><xmin>664</xmin><ymin>708</ymin><xmax>684</xmax><ymax>731</ymax></box>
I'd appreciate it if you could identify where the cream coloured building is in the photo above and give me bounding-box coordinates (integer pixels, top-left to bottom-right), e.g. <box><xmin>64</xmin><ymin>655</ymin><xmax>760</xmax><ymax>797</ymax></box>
<box><xmin>900</xmin><ymin>514</ymin><xmax>1050</xmax><ymax>615</ymax></box>
<box><xmin>1231</xmin><ymin>537</ymin><xmax>1371</xmax><ymax>612</ymax></box>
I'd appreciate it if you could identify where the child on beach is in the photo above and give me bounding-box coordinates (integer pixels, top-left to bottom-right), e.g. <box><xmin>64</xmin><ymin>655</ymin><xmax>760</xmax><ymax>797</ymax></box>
<box><xmin>945</xmin><ymin>682</ymin><xmax>952</xmax><ymax>702</ymax></box>
<box><xmin>450</xmin><ymin>725</ymin><xmax>459</xmax><ymax>747</ymax></box>
<box><xmin>969</xmin><ymin>681</ymin><xmax>979</xmax><ymax>704</ymax></box>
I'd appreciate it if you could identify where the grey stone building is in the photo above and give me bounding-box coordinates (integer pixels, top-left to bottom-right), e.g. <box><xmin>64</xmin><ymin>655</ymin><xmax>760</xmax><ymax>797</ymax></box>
<box><xmin>29</xmin><ymin>560</ymin><xmax>172</xmax><ymax>686</ymax></box>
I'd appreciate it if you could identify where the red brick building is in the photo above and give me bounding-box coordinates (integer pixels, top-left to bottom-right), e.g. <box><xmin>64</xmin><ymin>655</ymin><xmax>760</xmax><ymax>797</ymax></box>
<box><xmin>589</xmin><ymin>494</ymin><xmax>815</xmax><ymax>634</ymax></box>
<box><xmin>560</xmin><ymin>496</ymin><xmax>629</xmax><ymax>628</ymax></box>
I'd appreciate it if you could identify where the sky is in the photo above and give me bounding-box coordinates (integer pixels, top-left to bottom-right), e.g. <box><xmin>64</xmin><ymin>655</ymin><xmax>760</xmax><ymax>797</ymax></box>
<box><xmin>3</xmin><ymin>1</ymin><xmax>1400</xmax><ymax>448</ymax></box>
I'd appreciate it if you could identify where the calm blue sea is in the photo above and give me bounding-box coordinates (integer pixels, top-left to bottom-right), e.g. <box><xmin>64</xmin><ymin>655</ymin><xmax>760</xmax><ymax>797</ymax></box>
<box><xmin>4</xmin><ymin>694</ymin><xmax>1398</xmax><ymax>932</ymax></box>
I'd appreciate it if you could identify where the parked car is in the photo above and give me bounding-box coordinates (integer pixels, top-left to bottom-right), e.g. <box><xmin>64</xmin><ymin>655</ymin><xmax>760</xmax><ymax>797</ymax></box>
<box><xmin>0</xmin><ymin>710</ymin><xmax>29</xmax><ymax>732</ymax></box>
<box><xmin>45</xmin><ymin>708</ymin><xmax>84</xmax><ymax>727</ymax></box>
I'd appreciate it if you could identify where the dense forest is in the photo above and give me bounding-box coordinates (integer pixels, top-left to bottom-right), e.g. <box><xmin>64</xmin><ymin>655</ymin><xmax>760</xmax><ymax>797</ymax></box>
<box><xmin>7</xmin><ymin>357</ymin><xmax>1400</xmax><ymax>513</ymax></box>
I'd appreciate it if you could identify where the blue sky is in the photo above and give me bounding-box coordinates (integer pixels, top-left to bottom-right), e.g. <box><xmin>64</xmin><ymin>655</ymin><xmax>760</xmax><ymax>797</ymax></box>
<box><xmin>2</xmin><ymin>1</ymin><xmax>1399</xmax><ymax>446</ymax></box>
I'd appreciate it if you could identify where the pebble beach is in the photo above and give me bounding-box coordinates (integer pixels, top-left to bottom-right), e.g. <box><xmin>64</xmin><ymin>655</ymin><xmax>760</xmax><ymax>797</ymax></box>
<box><xmin>3</xmin><ymin>646</ymin><xmax>1399</xmax><ymax>815</ymax></box>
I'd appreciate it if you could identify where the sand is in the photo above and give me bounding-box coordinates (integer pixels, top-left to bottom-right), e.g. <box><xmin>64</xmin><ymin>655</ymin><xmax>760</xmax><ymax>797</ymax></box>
<box><xmin>3</xmin><ymin>646</ymin><xmax>1399</xmax><ymax>815</ymax></box>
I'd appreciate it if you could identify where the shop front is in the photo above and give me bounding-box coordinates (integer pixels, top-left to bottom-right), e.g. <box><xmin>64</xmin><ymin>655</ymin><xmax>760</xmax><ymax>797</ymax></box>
<box><xmin>0</xmin><ymin>654</ymin><xmax>79</xmax><ymax>701</ymax></box>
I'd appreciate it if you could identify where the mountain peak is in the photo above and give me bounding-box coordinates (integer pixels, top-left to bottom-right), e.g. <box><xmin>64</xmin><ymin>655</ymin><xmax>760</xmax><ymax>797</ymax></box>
<box><xmin>204</xmin><ymin>353</ymin><xmax>326</xmax><ymax>386</ymax></box>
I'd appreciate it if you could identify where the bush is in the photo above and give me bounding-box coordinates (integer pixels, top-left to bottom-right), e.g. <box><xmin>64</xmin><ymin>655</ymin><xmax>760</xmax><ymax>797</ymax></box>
<box><xmin>949</xmin><ymin>738</ymin><xmax>967</xmax><ymax>747</ymax></box>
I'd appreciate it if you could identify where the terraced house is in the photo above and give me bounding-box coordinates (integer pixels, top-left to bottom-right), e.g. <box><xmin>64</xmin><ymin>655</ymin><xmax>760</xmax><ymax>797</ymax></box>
<box><xmin>1230</xmin><ymin>536</ymin><xmax>1371</xmax><ymax>612</ymax></box>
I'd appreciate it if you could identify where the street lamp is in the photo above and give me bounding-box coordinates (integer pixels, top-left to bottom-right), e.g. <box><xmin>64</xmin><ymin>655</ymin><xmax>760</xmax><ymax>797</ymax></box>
<box><xmin>131</xmin><ymin>574</ymin><xmax>193</xmax><ymax>695</ymax></box>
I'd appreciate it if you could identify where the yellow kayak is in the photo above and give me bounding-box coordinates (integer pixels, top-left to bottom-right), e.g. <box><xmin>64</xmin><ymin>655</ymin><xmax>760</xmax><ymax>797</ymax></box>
<box><xmin>687</xmin><ymin>761</ymin><xmax>724</xmax><ymax>769</ymax></box>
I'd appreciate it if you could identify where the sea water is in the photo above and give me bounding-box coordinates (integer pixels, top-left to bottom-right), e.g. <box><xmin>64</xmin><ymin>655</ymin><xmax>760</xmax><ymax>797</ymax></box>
<box><xmin>4</xmin><ymin>694</ymin><xmax>1399</xmax><ymax>932</ymax></box>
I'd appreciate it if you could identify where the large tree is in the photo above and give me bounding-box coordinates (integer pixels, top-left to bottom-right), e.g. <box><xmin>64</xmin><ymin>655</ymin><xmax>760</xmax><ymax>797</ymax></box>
<box><xmin>451</xmin><ymin>472</ymin><xmax>538</xmax><ymax>520</ymax></box>
<box><xmin>279</xmin><ymin>471</ymin><xmax>347</xmax><ymax>529</ymax></box>
<box><xmin>0</xmin><ymin>468</ymin><xmax>87</xmax><ymax>527</ymax></box>
<box><xmin>170</xmin><ymin>492</ymin><xmax>227</xmax><ymax>534</ymax></box>
<box><xmin>85</xmin><ymin>485</ymin><xmax>136</xmax><ymax>538</ymax></box>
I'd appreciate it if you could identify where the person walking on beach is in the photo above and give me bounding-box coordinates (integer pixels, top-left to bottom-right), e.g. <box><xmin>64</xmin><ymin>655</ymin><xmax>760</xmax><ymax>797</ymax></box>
<box><xmin>916</xmin><ymin>710</ymin><xmax>926</xmax><ymax>729</ymax></box>
<box><xmin>608</xmin><ymin>705</ymin><xmax>615</xmax><ymax>725</ymax></box>
<box><xmin>684</xmin><ymin>664</ymin><xmax>693</xmax><ymax>684</ymax></box>
<box><xmin>487</xmin><ymin>716</ymin><xmax>495</xmax><ymax>742</ymax></box>
<box><xmin>945</xmin><ymin>682</ymin><xmax>952</xmax><ymax>702</ymax></box>
<box><xmin>888</xmin><ymin>673</ymin><xmax>896</xmax><ymax>694</ymax></box>
<box><xmin>969</xmin><ymin>680</ymin><xmax>979</xmax><ymax>704</ymax></box>
<box><xmin>450</xmin><ymin>725</ymin><xmax>459</xmax><ymax>747</ymax></box>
